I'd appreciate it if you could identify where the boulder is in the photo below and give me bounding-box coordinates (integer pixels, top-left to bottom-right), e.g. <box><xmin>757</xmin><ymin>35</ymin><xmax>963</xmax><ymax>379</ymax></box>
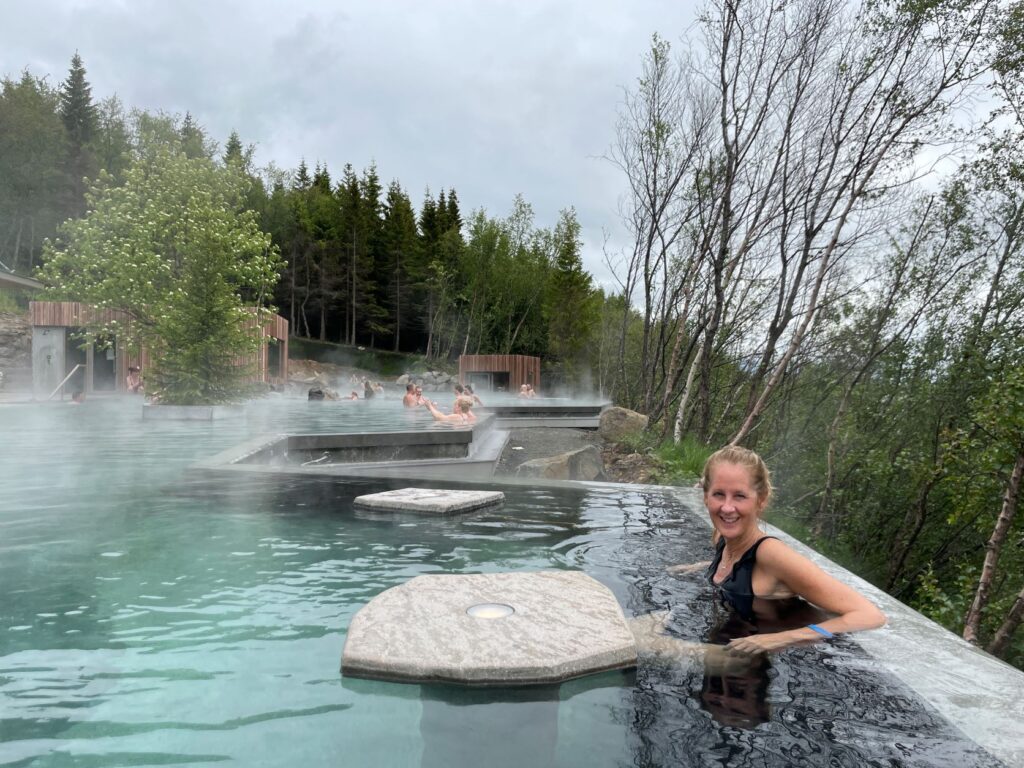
<box><xmin>395</xmin><ymin>373</ymin><xmax>410</xmax><ymax>387</ymax></box>
<box><xmin>516</xmin><ymin>445</ymin><xmax>604</xmax><ymax>481</ymax></box>
<box><xmin>599</xmin><ymin>407</ymin><xmax>649</xmax><ymax>443</ymax></box>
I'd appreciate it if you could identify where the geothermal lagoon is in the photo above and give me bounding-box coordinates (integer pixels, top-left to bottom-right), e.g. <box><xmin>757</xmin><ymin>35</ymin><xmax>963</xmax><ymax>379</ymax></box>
<box><xmin>0</xmin><ymin>396</ymin><xmax>1020</xmax><ymax>767</ymax></box>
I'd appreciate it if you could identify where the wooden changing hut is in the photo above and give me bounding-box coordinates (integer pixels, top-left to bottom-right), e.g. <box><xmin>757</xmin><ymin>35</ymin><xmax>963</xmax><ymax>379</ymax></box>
<box><xmin>30</xmin><ymin>301</ymin><xmax>289</xmax><ymax>399</ymax></box>
<box><xmin>458</xmin><ymin>354</ymin><xmax>540</xmax><ymax>394</ymax></box>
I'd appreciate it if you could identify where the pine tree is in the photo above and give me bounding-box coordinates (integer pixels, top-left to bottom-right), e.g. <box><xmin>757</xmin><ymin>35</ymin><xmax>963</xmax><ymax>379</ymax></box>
<box><xmin>293</xmin><ymin>159</ymin><xmax>311</xmax><ymax>191</ymax></box>
<box><xmin>58</xmin><ymin>52</ymin><xmax>98</xmax><ymax>218</ymax></box>
<box><xmin>359</xmin><ymin>164</ymin><xmax>388</xmax><ymax>346</ymax></box>
<box><xmin>337</xmin><ymin>164</ymin><xmax>362</xmax><ymax>343</ymax></box>
<box><xmin>381</xmin><ymin>181</ymin><xmax>420</xmax><ymax>351</ymax></box>
<box><xmin>544</xmin><ymin>208</ymin><xmax>597</xmax><ymax>389</ymax></box>
<box><xmin>0</xmin><ymin>72</ymin><xmax>67</xmax><ymax>271</ymax></box>
<box><xmin>223</xmin><ymin>130</ymin><xmax>243</xmax><ymax>166</ymax></box>
<box><xmin>59</xmin><ymin>53</ymin><xmax>97</xmax><ymax>147</ymax></box>
<box><xmin>445</xmin><ymin>188</ymin><xmax>463</xmax><ymax>237</ymax></box>
<box><xmin>179</xmin><ymin>112</ymin><xmax>208</xmax><ymax>160</ymax></box>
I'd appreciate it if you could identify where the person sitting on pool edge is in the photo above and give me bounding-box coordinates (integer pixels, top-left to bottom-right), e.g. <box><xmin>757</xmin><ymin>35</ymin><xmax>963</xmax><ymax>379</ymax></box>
<box><xmin>423</xmin><ymin>396</ymin><xmax>476</xmax><ymax>426</ymax></box>
<box><xmin>666</xmin><ymin>445</ymin><xmax>885</xmax><ymax>655</ymax></box>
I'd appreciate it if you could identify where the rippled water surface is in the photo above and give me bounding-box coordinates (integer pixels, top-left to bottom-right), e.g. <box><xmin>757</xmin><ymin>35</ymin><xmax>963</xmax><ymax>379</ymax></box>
<box><xmin>0</xmin><ymin>398</ymin><xmax>1003</xmax><ymax>767</ymax></box>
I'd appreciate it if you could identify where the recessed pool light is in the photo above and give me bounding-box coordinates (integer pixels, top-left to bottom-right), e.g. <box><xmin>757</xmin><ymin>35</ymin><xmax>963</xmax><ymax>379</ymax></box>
<box><xmin>466</xmin><ymin>603</ymin><xmax>515</xmax><ymax>619</ymax></box>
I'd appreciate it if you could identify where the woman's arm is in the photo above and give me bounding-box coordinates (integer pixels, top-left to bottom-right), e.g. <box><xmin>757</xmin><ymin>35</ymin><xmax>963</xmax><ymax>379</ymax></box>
<box><xmin>726</xmin><ymin>538</ymin><xmax>886</xmax><ymax>655</ymax></box>
<box><xmin>667</xmin><ymin>561</ymin><xmax>711</xmax><ymax>576</ymax></box>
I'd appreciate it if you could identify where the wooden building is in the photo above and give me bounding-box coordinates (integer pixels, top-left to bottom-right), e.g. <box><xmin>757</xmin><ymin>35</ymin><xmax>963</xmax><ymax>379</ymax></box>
<box><xmin>458</xmin><ymin>354</ymin><xmax>540</xmax><ymax>394</ymax></box>
<box><xmin>30</xmin><ymin>301</ymin><xmax>288</xmax><ymax>399</ymax></box>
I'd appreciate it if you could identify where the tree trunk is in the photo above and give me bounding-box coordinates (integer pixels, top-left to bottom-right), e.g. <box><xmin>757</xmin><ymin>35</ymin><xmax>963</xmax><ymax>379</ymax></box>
<box><xmin>350</xmin><ymin>241</ymin><xmax>356</xmax><ymax>346</ymax></box>
<box><xmin>393</xmin><ymin>256</ymin><xmax>401</xmax><ymax>352</ymax></box>
<box><xmin>13</xmin><ymin>219</ymin><xmax>23</xmax><ymax>272</ymax></box>
<box><xmin>964</xmin><ymin>449</ymin><xmax>1024</xmax><ymax>645</ymax></box>
<box><xmin>988</xmin><ymin>582</ymin><xmax>1024</xmax><ymax>658</ymax></box>
<box><xmin>673</xmin><ymin>340</ymin><xmax>705</xmax><ymax>444</ymax></box>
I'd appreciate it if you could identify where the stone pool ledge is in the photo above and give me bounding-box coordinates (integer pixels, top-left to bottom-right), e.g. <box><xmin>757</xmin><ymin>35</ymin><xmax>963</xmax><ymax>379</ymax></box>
<box><xmin>191</xmin><ymin>415</ymin><xmax>509</xmax><ymax>481</ymax></box>
<box><xmin>657</xmin><ymin>484</ymin><xmax>1024</xmax><ymax>768</ymax></box>
<box><xmin>482</xmin><ymin>401</ymin><xmax>611</xmax><ymax>430</ymax></box>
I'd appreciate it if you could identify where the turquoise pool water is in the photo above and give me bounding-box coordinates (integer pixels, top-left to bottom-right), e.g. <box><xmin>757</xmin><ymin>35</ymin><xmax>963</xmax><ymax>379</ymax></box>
<box><xmin>0</xmin><ymin>398</ymin><xmax>1004</xmax><ymax>767</ymax></box>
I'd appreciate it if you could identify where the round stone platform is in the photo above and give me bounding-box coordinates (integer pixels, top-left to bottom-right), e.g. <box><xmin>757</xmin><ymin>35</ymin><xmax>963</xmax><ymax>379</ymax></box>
<box><xmin>341</xmin><ymin>570</ymin><xmax>637</xmax><ymax>685</ymax></box>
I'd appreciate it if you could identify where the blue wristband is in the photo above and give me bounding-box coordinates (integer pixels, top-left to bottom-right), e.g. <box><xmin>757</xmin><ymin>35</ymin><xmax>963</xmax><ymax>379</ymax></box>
<box><xmin>807</xmin><ymin>624</ymin><xmax>833</xmax><ymax>638</ymax></box>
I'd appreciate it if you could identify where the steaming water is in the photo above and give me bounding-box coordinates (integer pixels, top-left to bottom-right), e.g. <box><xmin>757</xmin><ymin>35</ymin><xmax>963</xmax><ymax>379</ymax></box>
<box><xmin>0</xmin><ymin>398</ymin><xmax>1003</xmax><ymax>767</ymax></box>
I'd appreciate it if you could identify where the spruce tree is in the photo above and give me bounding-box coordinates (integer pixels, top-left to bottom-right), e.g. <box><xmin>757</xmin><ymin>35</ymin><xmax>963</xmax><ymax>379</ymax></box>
<box><xmin>293</xmin><ymin>158</ymin><xmax>311</xmax><ymax>191</ymax></box>
<box><xmin>381</xmin><ymin>181</ymin><xmax>420</xmax><ymax>351</ymax></box>
<box><xmin>59</xmin><ymin>53</ymin><xmax>97</xmax><ymax>147</ymax></box>
<box><xmin>359</xmin><ymin>164</ymin><xmax>388</xmax><ymax>345</ymax></box>
<box><xmin>58</xmin><ymin>52</ymin><xmax>98</xmax><ymax>219</ymax></box>
<box><xmin>445</xmin><ymin>188</ymin><xmax>463</xmax><ymax>237</ymax></box>
<box><xmin>179</xmin><ymin>112</ymin><xmax>208</xmax><ymax>159</ymax></box>
<box><xmin>223</xmin><ymin>130</ymin><xmax>244</xmax><ymax>166</ymax></box>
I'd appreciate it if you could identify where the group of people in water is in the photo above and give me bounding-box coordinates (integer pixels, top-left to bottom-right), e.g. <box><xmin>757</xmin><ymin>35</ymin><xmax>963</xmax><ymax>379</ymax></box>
<box><xmin>402</xmin><ymin>381</ymin><xmax>482</xmax><ymax>425</ymax></box>
<box><xmin>518</xmin><ymin>383</ymin><xmax>537</xmax><ymax>398</ymax></box>
<box><xmin>308</xmin><ymin>377</ymin><xmax>491</xmax><ymax>427</ymax></box>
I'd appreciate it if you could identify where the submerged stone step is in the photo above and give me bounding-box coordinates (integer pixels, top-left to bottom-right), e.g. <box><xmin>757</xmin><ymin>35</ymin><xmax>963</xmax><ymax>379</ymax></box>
<box><xmin>341</xmin><ymin>570</ymin><xmax>637</xmax><ymax>685</ymax></box>
<box><xmin>353</xmin><ymin>487</ymin><xmax>505</xmax><ymax>514</ymax></box>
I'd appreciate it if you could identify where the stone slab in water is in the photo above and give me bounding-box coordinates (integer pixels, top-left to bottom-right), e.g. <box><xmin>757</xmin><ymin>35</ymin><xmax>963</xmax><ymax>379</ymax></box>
<box><xmin>342</xmin><ymin>570</ymin><xmax>637</xmax><ymax>685</ymax></box>
<box><xmin>353</xmin><ymin>487</ymin><xmax>504</xmax><ymax>514</ymax></box>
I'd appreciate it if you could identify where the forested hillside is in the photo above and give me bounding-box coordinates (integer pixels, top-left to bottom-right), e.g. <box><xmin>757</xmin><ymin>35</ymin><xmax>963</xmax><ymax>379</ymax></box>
<box><xmin>0</xmin><ymin>55</ymin><xmax>599</xmax><ymax>388</ymax></box>
<box><xmin>604</xmin><ymin>2</ymin><xmax>1024</xmax><ymax>667</ymax></box>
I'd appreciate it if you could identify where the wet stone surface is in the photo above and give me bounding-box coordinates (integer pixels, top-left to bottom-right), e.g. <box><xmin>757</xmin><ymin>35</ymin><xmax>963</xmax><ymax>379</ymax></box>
<box><xmin>353</xmin><ymin>487</ymin><xmax>505</xmax><ymax>514</ymax></box>
<box><xmin>342</xmin><ymin>570</ymin><xmax>638</xmax><ymax>684</ymax></box>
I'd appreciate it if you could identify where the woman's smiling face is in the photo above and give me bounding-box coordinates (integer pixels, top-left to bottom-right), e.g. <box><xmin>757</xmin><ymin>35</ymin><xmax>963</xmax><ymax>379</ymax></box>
<box><xmin>704</xmin><ymin>461</ymin><xmax>765</xmax><ymax>541</ymax></box>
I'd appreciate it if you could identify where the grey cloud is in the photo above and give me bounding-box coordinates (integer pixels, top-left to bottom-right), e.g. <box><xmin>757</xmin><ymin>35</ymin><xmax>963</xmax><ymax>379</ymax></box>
<box><xmin>0</xmin><ymin>0</ymin><xmax>700</xmax><ymax>288</ymax></box>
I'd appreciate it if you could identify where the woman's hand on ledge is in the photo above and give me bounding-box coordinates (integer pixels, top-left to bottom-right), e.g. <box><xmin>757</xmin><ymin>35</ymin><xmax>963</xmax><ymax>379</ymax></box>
<box><xmin>667</xmin><ymin>560</ymin><xmax>710</xmax><ymax>577</ymax></box>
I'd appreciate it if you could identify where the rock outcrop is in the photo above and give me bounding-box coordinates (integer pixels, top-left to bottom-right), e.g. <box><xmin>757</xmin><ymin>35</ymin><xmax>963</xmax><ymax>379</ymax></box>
<box><xmin>599</xmin><ymin>406</ymin><xmax>649</xmax><ymax>442</ymax></box>
<box><xmin>516</xmin><ymin>445</ymin><xmax>605</xmax><ymax>481</ymax></box>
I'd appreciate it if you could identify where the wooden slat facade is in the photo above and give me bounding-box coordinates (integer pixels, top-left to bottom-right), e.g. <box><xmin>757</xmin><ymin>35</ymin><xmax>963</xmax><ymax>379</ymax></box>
<box><xmin>458</xmin><ymin>354</ymin><xmax>541</xmax><ymax>393</ymax></box>
<box><xmin>30</xmin><ymin>301</ymin><xmax>289</xmax><ymax>391</ymax></box>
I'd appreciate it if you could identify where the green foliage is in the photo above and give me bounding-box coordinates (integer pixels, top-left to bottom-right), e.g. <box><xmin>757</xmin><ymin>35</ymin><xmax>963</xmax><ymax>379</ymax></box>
<box><xmin>287</xmin><ymin>336</ymin><xmax>436</xmax><ymax>378</ymax></box>
<box><xmin>0</xmin><ymin>71</ymin><xmax>68</xmax><ymax>273</ymax></box>
<box><xmin>38</xmin><ymin>146</ymin><xmax>282</xmax><ymax>405</ymax></box>
<box><xmin>0</xmin><ymin>290</ymin><xmax>24</xmax><ymax>313</ymax></box>
<box><xmin>59</xmin><ymin>53</ymin><xmax>97</xmax><ymax>147</ymax></box>
<box><xmin>543</xmin><ymin>208</ymin><xmax>600</xmax><ymax>391</ymax></box>
<box><xmin>651</xmin><ymin>436</ymin><xmax>715</xmax><ymax>485</ymax></box>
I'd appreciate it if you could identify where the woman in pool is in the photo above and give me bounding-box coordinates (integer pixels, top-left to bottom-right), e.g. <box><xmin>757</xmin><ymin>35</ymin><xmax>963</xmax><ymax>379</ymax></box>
<box><xmin>671</xmin><ymin>445</ymin><xmax>885</xmax><ymax>655</ymax></box>
<box><xmin>423</xmin><ymin>397</ymin><xmax>476</xmax><ymax>426</ymax></box>
<box><xmin>463</xmin><ymin>384</ymin><xmax>483</xmax><ymax>406</ymax></box>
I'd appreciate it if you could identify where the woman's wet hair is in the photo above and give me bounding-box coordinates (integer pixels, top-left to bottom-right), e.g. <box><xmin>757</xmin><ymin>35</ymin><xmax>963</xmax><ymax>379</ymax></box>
<box><xmin>701</xmin><ymin>445</ymin><xmax>773</xmax><ymax>508</ymax></box>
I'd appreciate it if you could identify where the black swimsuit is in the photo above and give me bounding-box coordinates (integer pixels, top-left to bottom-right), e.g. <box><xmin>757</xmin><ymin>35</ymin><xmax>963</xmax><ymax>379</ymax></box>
<box><xmin>704</xmin><ymin>535</ymin><xmax>826</xmax><ymax>632</ymax></box>
<box><xmin>705</xmin><ymin>536</ymin><xmax>777</xmax><ymax>621</ymax></box>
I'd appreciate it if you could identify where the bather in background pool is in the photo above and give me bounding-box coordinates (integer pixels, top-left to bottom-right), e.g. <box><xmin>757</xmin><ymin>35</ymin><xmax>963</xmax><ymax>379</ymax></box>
<box><xmin>0</xmin><ymin>398</ymin><xmax>1004</xmax><ymax>767</ymax></box>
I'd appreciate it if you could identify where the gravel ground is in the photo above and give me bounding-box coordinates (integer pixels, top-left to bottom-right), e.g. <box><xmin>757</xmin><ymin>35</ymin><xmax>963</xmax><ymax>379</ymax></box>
<box><xmin>494</xmin><ymin>427</ymin><xmax>603</xmax><ymax>476</ymax></box>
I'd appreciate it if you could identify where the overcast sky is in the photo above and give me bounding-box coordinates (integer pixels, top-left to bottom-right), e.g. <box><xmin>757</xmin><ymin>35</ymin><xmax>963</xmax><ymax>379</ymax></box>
<box><xmin>1</xmin><ymin>0</ymin><xmax>701</xmax><ymax>291</ymax></box>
